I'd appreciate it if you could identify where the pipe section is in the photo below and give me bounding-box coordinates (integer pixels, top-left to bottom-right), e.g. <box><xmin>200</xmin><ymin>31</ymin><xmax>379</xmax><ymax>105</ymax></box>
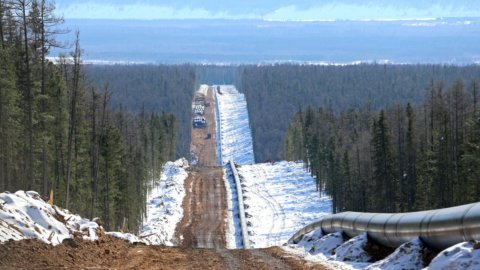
<box><xmin>229</xmin><ymin>159</ymin><xmax>250</xmax><ymax>249</ymax></box>
<box><xmin>289</xmin><ymin>202</ymin><xmax>480</xmax><ymax>250</ymax></box>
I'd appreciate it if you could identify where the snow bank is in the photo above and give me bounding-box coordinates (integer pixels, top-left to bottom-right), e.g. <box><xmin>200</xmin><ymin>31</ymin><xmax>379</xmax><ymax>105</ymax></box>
<box><xmin>235</xmin><ymin>161</ymin><xmax>331</xmax><ymax>248</ymax></box>
<box><xmin>303</xmin><ymin>231</ymin><xmax>345</xmax><ymax>256</ymax></box>
<box><xmin>106</xmin><ymin>231</ymin><xmax>144</xmax><ymax>244</ymax></box>
<box><xmin>0</xmin><ymin>190</ymin><xmax>100</xmax><ymax>245</ymax></box>
<box><xmin>334</xmin><ymin>233</ymin><xmax>371</xmax><ymax>263</ymax></box>
<box><xmin>288</xmin><ymin>231</ymin><xmax>432</xmax><ymax>269</ymax></box>
<box><xmin>366</xmin><ymin>238</ymin><xmax>425</xmax><ymax>270</ymax></box>
<box><xmin>0</xmin><ymin>158</ymin><xmax>190</xmax><ymax>247</ymax></box>
<box><xmin>215</xmin><ymin>85</ymin><xmax>255</xmax><ymax>165</ymax></box>
<box><xmin>139</xmin><ymin>158</ymin><xmax>189</xmax><ymax>245</ymax></box>
<box><xmin>428</xmin><ymin>241</ymin><xmax>480</xmax><ymax>269</ymax></box>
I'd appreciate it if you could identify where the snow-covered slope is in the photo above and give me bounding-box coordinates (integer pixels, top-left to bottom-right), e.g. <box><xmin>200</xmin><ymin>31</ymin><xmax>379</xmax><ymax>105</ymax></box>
<box><xmin>139</xmin><ymin>158</ymin><xmax>189</xmax><ymax>245</ymax></box>
<box><xmin>428</xmin><ymin>241</ymin><xmax>480</xmax><ymax>269</ymax></box>
<box><xmin>0</xmin><ymin>158</ymin><xmax>189</xmax><ymax>247</ymax></box>
<box><xmin>236</xmin><ymin>161</ymin><xmax>331</xmax><ymax>248</ymax></box>
<box><xmin>0</xmin><ymin>191</ymin><xmax>101</xmax><ymax>245</ymax></box>
<box><xmin>215</xmin><ymin>85</ymin><xmax>255</xmax><ymax>165</ymax></box>
<box><xmin>287</xmin><ymin>225</ymin><xmax>480</xmax><ymax>269</ymax></box>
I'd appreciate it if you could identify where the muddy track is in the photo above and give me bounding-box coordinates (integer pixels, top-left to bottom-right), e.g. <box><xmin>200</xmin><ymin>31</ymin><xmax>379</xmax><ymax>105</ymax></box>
<box><xmin>175</xmin><ymin>166</ymin><xmax>226</xmax><ymax>248</ymax></box>
<box><xmin>190</xmin><ymin>87</ymin><xmax>217</xmax><ymax>167</ymax></box>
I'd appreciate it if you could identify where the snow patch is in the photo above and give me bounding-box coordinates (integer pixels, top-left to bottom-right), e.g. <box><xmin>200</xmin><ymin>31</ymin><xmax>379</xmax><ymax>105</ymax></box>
<box><xmin>215</xmin><ymin>85</ymin><xmax>255</xmax><ymax>165</ymax></box>
<box><xmin>139</xmin><ymin>158</ymin><xmax>189</xmax><ymax>245</ymax></box>
<box><xmin>366</xmin><ymin>238</ymin><xmax>425</xmax><ymax>270</ymax></box>
<box><xmin>236</xmin><ymin>161</ymin><xmax>331</xmax><ymax>248</ymax></box>
<box><xmin>428</xmin><ymin>241</ymin><xmax>480</xmax><ymax>270</ymax></box>
<box><xmin>334</xmin><ymin>233</ymin><xmax>371</xmax><ymax>263</ymax></box>
<box><xmin>308</xmin><ymin>231</ymin><xmax>345</xmax><ymax>256</ymax></box>
<box><xmin>106</xmin><ymin>231</ymin><xmax>145</xmax><ymax>244</ymax></box>
<box><xmin>0</xmin><ymin>191</ymin><xmax>100</xmax><ymax>245</ymax></box>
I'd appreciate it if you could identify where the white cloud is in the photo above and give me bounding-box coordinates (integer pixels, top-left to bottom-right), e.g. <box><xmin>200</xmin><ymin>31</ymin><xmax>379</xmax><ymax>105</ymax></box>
<box><xmin>263</xmin><ymin>3</ymin><xmax>479</xmax><ymax>21</ymax></box>
<box><xmin>57</xmin><ymin>2</ymin><xmax>480</xmax><ymax>20</ymax></box>
<box><xmin>58</xmin><ymin>3</ymin><xmax>259</xmax><ymax>19</ymax></box>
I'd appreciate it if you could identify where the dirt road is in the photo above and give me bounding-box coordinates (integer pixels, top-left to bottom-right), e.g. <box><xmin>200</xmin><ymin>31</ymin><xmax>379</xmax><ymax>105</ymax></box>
<box><xmin>170</xmin><ymin>85</ymin><xmax>330</xmax><ymax>269</ymax></box>
<box><xmin>190</xmin><ymin>86</ymin><xmax>217</xmax><ymax>166</ymax></box>
<box><xmin>175</xmin><ymin>166</ymin><xmax>226</xmax><ymax>248</ymax></box>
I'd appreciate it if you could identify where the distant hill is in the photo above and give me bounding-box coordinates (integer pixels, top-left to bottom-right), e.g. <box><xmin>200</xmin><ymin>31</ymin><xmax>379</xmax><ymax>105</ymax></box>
<box><xmin>54</xmin><ymin>18</ymin><xmax>480</xmax><ymax>65</ymax></box>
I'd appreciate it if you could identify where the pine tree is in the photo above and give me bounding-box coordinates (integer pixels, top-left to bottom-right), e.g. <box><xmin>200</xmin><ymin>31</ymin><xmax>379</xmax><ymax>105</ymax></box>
<box><xmin>460</xmin><ymin>114</ymin><xmax>480</xmax><ymax>203</ymax></box>
<box><xmin>371</xmin><ymin>110</ymin><xmax>396</xmax><ymax>212</ymax></box>
<box><xmin>405</xmin><ymin>103</ymin><xmax>417</xmax><ymax>211</ymax></box>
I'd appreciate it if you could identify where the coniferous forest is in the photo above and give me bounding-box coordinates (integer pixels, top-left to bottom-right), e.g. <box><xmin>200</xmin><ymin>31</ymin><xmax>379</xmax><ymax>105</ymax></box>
<box><xmin>241</xmin><ymin>64</ymin><xmax>480</xmax><ymax>162</ymax></box>
<box><xmin>283</xmin><ymin>79</ymin><xmax>480</xmax><ymax>213</ymax></box>
<box><xmin>0</xmin><ymin>0</ymin><xmax>176</xmax><ymax>231</ymax></box>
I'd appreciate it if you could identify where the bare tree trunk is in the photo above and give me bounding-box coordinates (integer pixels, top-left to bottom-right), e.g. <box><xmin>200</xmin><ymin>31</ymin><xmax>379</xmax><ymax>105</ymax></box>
<box><xmin>90</xmin><ymin>87</ymin><xmax>98</xmax><ymax>218</ymax></box>
<box><xmin>40</xmin><ymin>0</ymin><xmax>48</xmax><ymax>196</ymax></box>
<box><xmin>18</xmin><ymin>0</ymin><xmax>35</xmax><ymax>190</ymax></box>
<box><xmin>65</xmin><ymin>31</ymin><xmax>81</xmax><ymax>208</ymax></box>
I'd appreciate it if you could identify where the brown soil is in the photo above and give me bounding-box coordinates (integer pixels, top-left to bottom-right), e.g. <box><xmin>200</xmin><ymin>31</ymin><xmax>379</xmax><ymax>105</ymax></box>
<box><xmin>0</xmin><ymin>236</ymin><xmax>332</xmax><ymax>269</ymax></box>
<box><xmin>175</xmin><ymin>166</ymin><xmax>226</xmax><ymax>248</ymax></box>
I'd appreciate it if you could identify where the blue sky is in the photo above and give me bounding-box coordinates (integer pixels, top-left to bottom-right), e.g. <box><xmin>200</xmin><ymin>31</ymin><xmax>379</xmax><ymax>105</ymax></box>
<box><xmin>55</xmin><ymin>0</ymin><xmax>480</xmax><ymax>20</ymax></box>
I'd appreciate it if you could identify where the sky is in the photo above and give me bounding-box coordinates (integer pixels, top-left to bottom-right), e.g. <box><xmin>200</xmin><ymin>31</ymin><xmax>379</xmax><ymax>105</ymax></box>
<box><xmin>55</xmin><ymin>0</ymin><xmax>480</xmax><ymax>21</ymax></box>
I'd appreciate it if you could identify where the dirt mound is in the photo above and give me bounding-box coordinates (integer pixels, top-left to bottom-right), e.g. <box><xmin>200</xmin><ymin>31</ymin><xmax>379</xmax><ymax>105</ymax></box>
<box><xmin>0</xmin><ymin>236</ymin><xmax>332</xmax><ymax>269</ymax></box>
<box><xmin>0</xmin><ymin>234</ymin><xmax>132</xmax><ymax>269</ymax></box>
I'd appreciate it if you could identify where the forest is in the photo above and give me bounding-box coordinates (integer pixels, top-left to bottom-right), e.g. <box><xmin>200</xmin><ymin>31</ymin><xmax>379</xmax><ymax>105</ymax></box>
<box><xmin>283</xmin><ymin>79</ymin><xmax>480</xmax><ymax>213</ymax></box>
<box><xmin>0</xmin><ymin>0</ymin><xmax>176</xmax><ymax>231</ymax></box>
<box><xmin>240</xmin><ymin>64</ymin><xmax>480</xmax><ymax>162</ymax></box>
<box><xmin>84</xmin><ymin>64</ymin><xmax>196</xmax><ymax>157</ymax></box>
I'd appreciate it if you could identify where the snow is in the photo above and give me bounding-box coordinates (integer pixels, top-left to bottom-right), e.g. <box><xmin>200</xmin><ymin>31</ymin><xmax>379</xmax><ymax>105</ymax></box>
<box><xmin>428</xmin><ymin>241</ymin><xmax>480</xmax><ymax>270</ymax></box>
<box><xmin>334</xmin><ymin>233</ymin><xmax>371</xmax><ymax>263</ymax></box>
<box><xmin>0</xmin><ymin>157</ymin><xmax>189</xmax><ymax>247</ymax></box>
<box><xmin>139</xmin><ymin>158</ymin><xmax>189</xmax><ymax>245</ymax></box>
<box><xmin>215</xmin><ymin>85</ymin><xmax>255</xmax><ymax>165</ymax></box>
<box><xmin>366</xmin><ymin>238</ymin><xmax>425</xmax><ymax>270</ymax></box>
<box><xmin>0</xmin><ymin>190</ymin><xmax>101</xmax><ymax>245</ymax></box>
<box><xmin>299</xmin><ymin>231</ymin><xmax>345</xmax><ymax>256</ymax></box>
<box><xmin>287</xmin><ymin>230</ymin><xmax>433</xmax><ymax>269</ymax></box>
<box><xmin>197</xmin><ymin>84</ymin><xmax>208</xmax><ymax>96</ymax></box>
<box><xmin>235</xmin><ymin>161</ymin><xmax>331</xmax><ymax>248</ymax></box>
<box><xmin>106</xmin><ymin>231</ymin><xmax>144</xmax><ymax>244</ymax></box>
<box><xmin>286</xmin><ymin>230</ymin><xmax>370</xmax><ymax>269</ymax></box>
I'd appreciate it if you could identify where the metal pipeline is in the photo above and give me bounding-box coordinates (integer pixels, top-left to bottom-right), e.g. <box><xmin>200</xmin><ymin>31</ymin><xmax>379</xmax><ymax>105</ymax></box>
<box><xmin>229</xmin><ymin>159</ymin><xmax>251</xmax><ymax>249</ymax></box>
<box><xmin>289</xmin><ymin>202</ymin><xmax>480</xmax><ymax>250</ymax></box>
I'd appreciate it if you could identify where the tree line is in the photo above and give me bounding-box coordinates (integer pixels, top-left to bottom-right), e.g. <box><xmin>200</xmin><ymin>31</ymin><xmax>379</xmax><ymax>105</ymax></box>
<box><xmin>240</xmin><ymin>64</ymin><xmax>480</xmax><ymax>162</ymax></box>
<box><xmin>283</xmin><ymin>79</ymin><xmax>480</xmax><ymax>213</ymax></box>
<box><xmin>0</xmin><ymin>0</ymin><xmax>176</xmax><ymax>231</ymax></box>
